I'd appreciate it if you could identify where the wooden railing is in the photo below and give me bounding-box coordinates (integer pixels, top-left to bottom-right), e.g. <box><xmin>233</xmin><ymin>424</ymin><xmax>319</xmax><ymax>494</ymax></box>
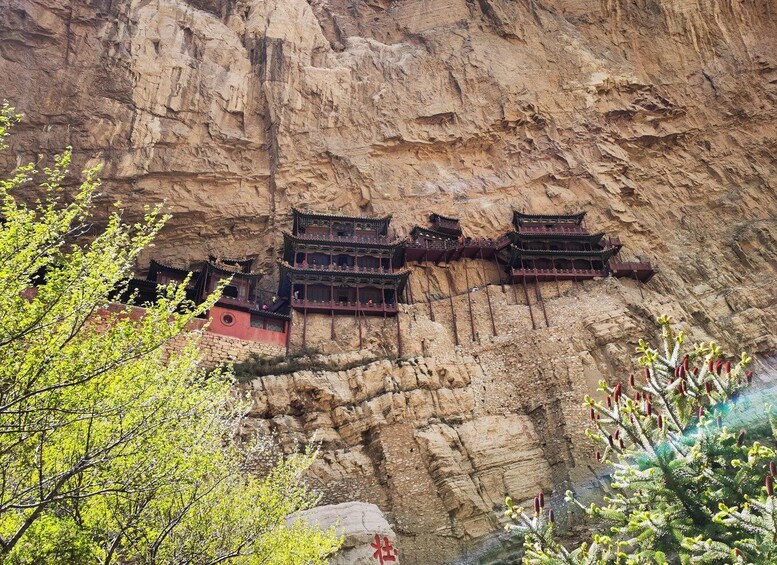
<box><xmin>216</xmin><ymin>295</ymin><xmax>289</xmax><ymax>315</ymax></box>
<box><xmin>291</xmin><ymin>298</ymin><xmax>398</xmax><ymax>313</ymax></box>
<box><xmin>433</xmin><ymin>218</ymin><xmax>462</xmax><ymax>231</ymax></box>
<box><xmin>516</xmin><ymin>225</ymin><xmax>588</xmax><ymax>235</ymax></box>
<box><xmin>406</xmin><ymin>237</ymin><xmax>496</xmax><ymax>251</ymax></box>
<box><xmin>293</xmin><ymin>263</ymin><xmax>394</xmax><ymax>274</ymax></box>
<box><xmin>511</xmin><ymin>267</ymin><xmax>608</xmax><ymax>278</ymax></box>
<box><xmin>610</xmin><ymin>260</ymin><xmax>652</xmax><ymax>272</ymax></box>
<box><xmin>295</xmin><ymin>232</ymin><xmax>394</xmax><ymax>245</ymax></box>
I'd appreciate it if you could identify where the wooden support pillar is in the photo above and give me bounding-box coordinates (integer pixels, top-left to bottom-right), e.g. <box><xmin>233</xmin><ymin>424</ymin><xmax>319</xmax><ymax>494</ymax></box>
<box><xmin>395</xmin><ymin>285</ymin><xmax>402</xmax><ymax>358</ymax></box>
<box><xmin>424</xmin><ymin>251</ymin><xmax>435</xmax><ymax>321</ymax></box>
<box><xmin>522</xmin><ymin>277</ymin><xmax>536</xmax><ymax>330</ymax></box>
<box><xmin>512</xmin><ymin>272</ymin><xmax>520</xmax><ymax>305</ymax></box>
<box><xmin>464</xmin><ymin>259</ymin><xmax>476</xmax><ymax>343</ymax></box>
<box><xmin>479</xmin><ymin>249</ymin><xmax>497</xmax><ymax>337</ymax></box>
<box><xmin>407</xmin><ymin>273</ymin><xmax>415</xmax><ymax>305</ymax></box>
<box><xmin>284</xmin><ymin>318</ymin><xmax>291</xmax><ymax>357</ymax></box>
<box><xmin>446</xmin><ymin>269</ymin><xmax>459</xmax><ymax>346</ymax></box>
<box><xmin>302</xmin><ymin>307</ymin><xmax>308</xmax><ymax>350</ymax></box>
<box><xmin>535</xmin><ymin>274</ymin><xmax>549</xmax><ymax>328</ymax></box>
<box><xmin>330</xmin><ymin>283</ymin><xmax>335</xmax><ymax>340</ymax></box>
<box><xmin>356</xmin><ymin>286</ymin><xmax>363</xmax><ymax>349</ymax></box>
<box><xmin>634</xmin><ymin>270</ymin><xmax>644</xmax><ymax>299</ymax></box>
<box><xmin>302</xmin><ymin>282</ymin><xmax>308</xmax><ymax>348</ymax></box>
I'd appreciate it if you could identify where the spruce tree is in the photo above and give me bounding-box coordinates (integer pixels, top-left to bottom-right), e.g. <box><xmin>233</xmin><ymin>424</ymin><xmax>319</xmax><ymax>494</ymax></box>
<box><xmin>507</xmin><ymin>316</ymin><xmax>777</xmax><ymax>564</ymax></box>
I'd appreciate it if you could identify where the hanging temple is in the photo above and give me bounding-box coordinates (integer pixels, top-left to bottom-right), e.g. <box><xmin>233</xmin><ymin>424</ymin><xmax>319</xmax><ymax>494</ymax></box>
<box><xmin>123</xmin><ymin>208</ymin><xmax>654</xmax><ymax>354</ymax></box>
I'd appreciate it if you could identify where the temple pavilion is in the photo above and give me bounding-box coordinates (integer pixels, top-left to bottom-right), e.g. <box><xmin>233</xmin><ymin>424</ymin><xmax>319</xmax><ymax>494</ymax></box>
<box><xmin>406</xmin><ymin>213</ymin><xmax>503</xmax><ymax>263</ymax></box>
<box><xmin>497</xmin><ymin>211</ymin><xmax>654</xmax><ymax>283</ymax></box>
<box><xmin>126</xmin><ymin>257</ymin><xmax>290</xmax><ymax>347</ymax></box>
<box><xmin>278</xmin><ymin>209</ymin><xmax>409</xmax><ymax>315</ymax></box>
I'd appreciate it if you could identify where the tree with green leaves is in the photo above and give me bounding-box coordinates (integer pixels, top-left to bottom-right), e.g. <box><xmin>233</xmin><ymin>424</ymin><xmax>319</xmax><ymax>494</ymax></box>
<box><xmin>507</xmin><ymin>315</ymin><xmax>777</xmax><ymax>564</ymax></box>
<box><xmin>0</xmin><ymin>102</ymin><xmax>341</xmax><ymax>563</ymax></box>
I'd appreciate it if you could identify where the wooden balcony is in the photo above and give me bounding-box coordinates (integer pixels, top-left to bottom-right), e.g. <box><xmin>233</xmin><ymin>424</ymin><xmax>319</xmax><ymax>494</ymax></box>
<box><xmin>509</xmin><ymin>267</ymin><xmax>608</xmax><ymax>282</ymax></box>
<box><xmin>516</xmin><ymin>225</ymin><xmax>588</xmax><ymax>235</ymax></box>
<box><xmin>609</xmin><ymin>261</ymin><xmax>655</xmax><ymax>282</ymax></box>
<box><xmin>215</xmin><ymin>295</ymin><xmax>290</xmax><ymax>317</ymax></box>
<box><xmin>293</xmin><ymin>263</ymin><xmax>395</xmax><ymax>275</ymax></box>
<box><xmin>405</xmin><ymin>238</ymin><xmax>498</xmax><ymax>262</ymax></box>
<box><xmin>291</xmin><ymin>298</ymin><xmax>398</xmax><ymax>315</ymax></box>
<box><xmin>432</xmin><ymin>217</ymin><xmax>462</xmax><ymax>234</ymax></box>
<box><xmin>294</xmin><ymin>231</ymin><xmax>395</xmax><ymax>245</ymax></box>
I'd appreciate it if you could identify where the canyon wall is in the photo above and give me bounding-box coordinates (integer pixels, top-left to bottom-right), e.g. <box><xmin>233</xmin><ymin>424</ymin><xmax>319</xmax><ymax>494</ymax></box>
<box><xmin>2</xmin><ymin>0</ymin><xmax>777</xmax><ymax>562</ymax></box>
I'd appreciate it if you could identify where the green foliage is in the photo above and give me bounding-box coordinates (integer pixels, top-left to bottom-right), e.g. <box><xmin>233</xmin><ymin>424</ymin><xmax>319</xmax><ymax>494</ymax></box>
<box><xmin>506</xmin><ymin>315</ymin><xmax>777</xmax><ymax>564</ymax></box>
<box><xmin>0</xmin><ymin>103</ymin><xmax>341</xmax><ymax>563</ymax></box>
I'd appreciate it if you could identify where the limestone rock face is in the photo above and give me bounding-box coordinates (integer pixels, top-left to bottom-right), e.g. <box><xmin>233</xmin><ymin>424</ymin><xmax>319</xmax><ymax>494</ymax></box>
<box><xmin>289</xmin><ymin>502</ymin><xmax>399</xmax><ymax>565</ymax></box>
<box><xmin>3</xmin><ymin>0</ymin><xmax>777</xmax><ymax>563</ymax></box>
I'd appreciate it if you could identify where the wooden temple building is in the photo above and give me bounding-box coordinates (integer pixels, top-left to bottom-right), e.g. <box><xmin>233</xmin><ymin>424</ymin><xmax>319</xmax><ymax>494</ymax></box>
<box><xmin>406</xmin><ymin>213</ymin><xmax>505</xmax><ymax>263</ymax></box>
<box><xmin>278</xmin><ymin>209</ymin><xmax>410</xmax><ymax>316</ymax></box>
<box><xmin>127</xmin><ymin>257</ymin><xmax>290</xmax><ymax>347</ymax></box>
<box><xmin>116</xmin><ymin>207</ymin><xmax>653</xmax><ymax>355</ymax></box>
<box><xmin>497</xmin><ymin>211</ymin><xmax>654</xmax><ymax>283</ymax></box>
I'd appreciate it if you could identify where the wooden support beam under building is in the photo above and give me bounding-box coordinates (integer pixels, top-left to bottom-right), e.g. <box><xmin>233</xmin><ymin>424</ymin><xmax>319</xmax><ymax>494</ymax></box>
<box><xmin>356</xmin><ymin>286</ymin><xmax>363</xmax><ymax>349</ymax></box>
<box><xmin>424</xmin><ymin>253</ymin><xmax>435</xmax><ymax>321</ymax></box>
<box><xmin>534</xmin><ymin>274</ymin><xmax>550</xmax><ymax>328</ymax></box>
<box><xmin>446</xmin><ymin>269</ymin><xmax>459</xmax><ymax>346</ymax></box>
<box><xmin>302</xmin><ymin>306</ymin><xmax>308</xmax><ymax>349</ymax></box>
<box><xmin>522</xmin><ymin>277</ymin><xmax>536</xmax><ymax>330</ymax></box>
<box><xmin>285</xmin><ymin>318</ymin><xmax>291</xmax><ymax>356</ymax></box>
<box><xmin>395</xmin><ymin>289</ymin><xmax>402</xmax><ymax>358</ymax></box>
<box><xmin>479</xmin><ymin>248</ymin><xmax>497</xmax><ymax>337</ymax></box>
<box><xmin>464</xmin><ymin>260</ymin><xmax>476</xmax><ymax>343</ymax></box>
<box><xmin>330</xmin><ymin>283</ymin><xmax>335</xmax><ymax>340</ymax></box>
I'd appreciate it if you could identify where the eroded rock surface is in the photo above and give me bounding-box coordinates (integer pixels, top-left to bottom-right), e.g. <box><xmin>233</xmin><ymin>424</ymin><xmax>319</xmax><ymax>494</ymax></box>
<box><xmin>289</xmin><ymin>502</ymin><xmax>399</xmax><ymax>564</ymax></box>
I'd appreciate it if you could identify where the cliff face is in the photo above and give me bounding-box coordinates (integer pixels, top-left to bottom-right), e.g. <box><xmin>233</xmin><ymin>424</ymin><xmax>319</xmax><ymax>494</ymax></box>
<box><xmin>2</xmin><ymin>0</ymin><xmax>777</xmax><ymax>561</ymax></box>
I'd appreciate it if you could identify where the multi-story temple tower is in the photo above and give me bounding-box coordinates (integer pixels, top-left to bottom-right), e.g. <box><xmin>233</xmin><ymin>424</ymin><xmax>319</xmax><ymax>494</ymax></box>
<box><xmin>278</xmin><ymin>209</ymin><xmax>409</xmax><ymax>316</ymax></box>
<box><xmin>498</xmin><ymin>211</ymin><xmax>654</xmax><ymax>283</ymax></box>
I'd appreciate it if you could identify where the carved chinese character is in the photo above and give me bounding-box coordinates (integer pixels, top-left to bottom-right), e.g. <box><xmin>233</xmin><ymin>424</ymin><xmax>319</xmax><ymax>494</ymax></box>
<box><xmin>370</xmin><ymin>533</ymin><xmax>398</xmax><ymax>564</ymax></box>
